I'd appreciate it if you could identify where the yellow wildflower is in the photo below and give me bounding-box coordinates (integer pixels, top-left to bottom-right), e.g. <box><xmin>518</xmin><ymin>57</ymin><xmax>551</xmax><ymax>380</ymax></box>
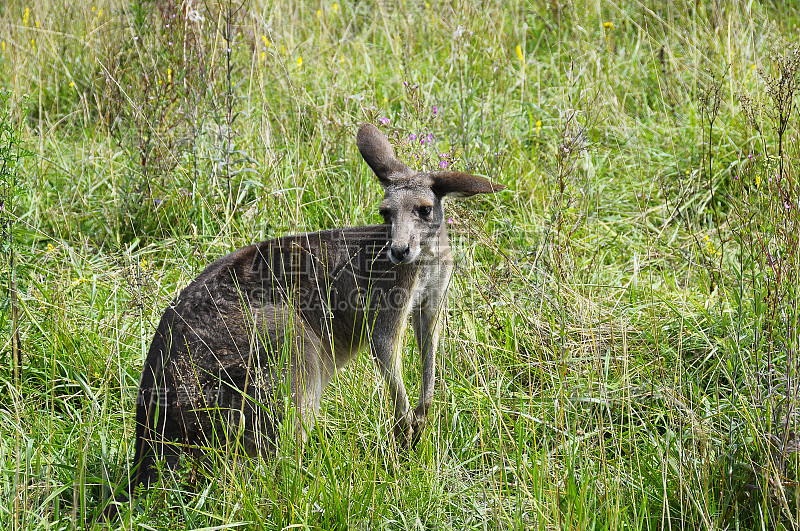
<box><xmin>603</xmin><ymin>21</ymin><xmax>615</xmax><ymax>30</ymax></box>
<box><xmin>260</xmin><ymin>51</ymin><xmax>266</xmax><ymax>60</ymax></box>
<box><xmin>755</xmin><ymin>174</ymin><xmax>761</xmax><ymax>188</ymax></box>
<box><xmin>23</xmin><ymin>8</ymin><xmax>29</xmax><ymax>26</ymax></box>
<box><xmin>515</xmin><ymin>45</ymin><xmax>524</xmax><ymax>62</ymax></box>
<box><xmin>1</xmin><ymin>41</ymin><xmax>5</xmax><ymax>53</ymax></box>
<box><xmin>333</xmin><ymin>3</ymin><xmax>339</xmax><ymax>12</ymax></box>
<box><xmin>167</xmin><ymin>68</ymin><xmax>172</xmax><ymax>83</ymax></box>
<box><xmin>704</xmin><ymin>236</ymin><xmax>719</xmax><ymax>257</ymax></box>
<box><xmin>297</xmin><ymin>56</ymin><xmax>303</xmax><ymax>68</ymax></box>
<box><xmin>316</xmin><ymin>9</ymin><xmax>321</xmax><ymax>17</ymax></box>
<box><xmin>535</xmin><ymin>120</ymin><xmax>542</xmax><ymax>135</ymax></box>
<box><xmin>262</xmin><ymin>35</ymin><xmax>270</xmax><ymax>47</ymax></box>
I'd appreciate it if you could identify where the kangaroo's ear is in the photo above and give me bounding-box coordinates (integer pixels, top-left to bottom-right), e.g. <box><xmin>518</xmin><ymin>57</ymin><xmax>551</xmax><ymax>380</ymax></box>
<box><xmin>429</xmin><ymin>171</ymin><xmax>506</xmax><ymax>198</ymax></box>
<box><xmin>357</xmin><ymin>124</ymin><xmax>411</xmax><ymax>185</ymax></box>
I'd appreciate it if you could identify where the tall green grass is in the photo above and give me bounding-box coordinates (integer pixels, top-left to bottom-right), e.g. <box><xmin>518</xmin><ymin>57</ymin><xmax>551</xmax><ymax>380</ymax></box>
<box><xmin>1</xmin><ymin>0</ymin><xmax>799</xmax><ymax>528</ymax></box>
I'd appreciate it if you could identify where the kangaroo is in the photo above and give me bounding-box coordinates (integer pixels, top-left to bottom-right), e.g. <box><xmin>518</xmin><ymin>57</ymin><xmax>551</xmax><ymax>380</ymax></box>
<box><xmin>105</xmin><ymin>123</ymin><xmax>504</xmax><ymax>516</ymax></box>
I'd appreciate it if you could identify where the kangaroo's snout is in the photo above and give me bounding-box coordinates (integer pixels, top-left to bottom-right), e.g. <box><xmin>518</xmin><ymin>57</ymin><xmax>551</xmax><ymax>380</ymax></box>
<box><xmin>389</xmin><ymin>244</ymin><xmax>414</xmax><ymax>264</ymax></box>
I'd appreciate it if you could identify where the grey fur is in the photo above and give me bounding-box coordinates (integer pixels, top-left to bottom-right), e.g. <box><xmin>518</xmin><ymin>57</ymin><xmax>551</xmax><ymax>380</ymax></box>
<box><xmin>106</xmin><ymin>123</ymin><xmax>504</xmax><ymax>515</ymax></box>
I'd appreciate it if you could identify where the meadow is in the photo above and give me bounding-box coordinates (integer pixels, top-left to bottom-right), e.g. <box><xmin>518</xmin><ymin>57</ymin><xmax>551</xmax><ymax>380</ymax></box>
<box><xmin>1</xmin><ymin>0</ymin><xmax>799</xmax><ymax>529</ymax></box>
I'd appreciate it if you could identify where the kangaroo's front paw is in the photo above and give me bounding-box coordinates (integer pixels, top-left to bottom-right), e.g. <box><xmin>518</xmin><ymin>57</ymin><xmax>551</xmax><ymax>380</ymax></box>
<box><xmin>411</xmin><ymin>406</ymin><xmax>429</xmax><ymax>448</ymax></box>
<box><xmin>394</xmin><ymin>410</ymin><xmax>425</xmax><ymax>451</ymax></box>
<box><xmin>393</xmin><ymin>411</ymin><xmax>414</xmax><ymax>451</ymax></box>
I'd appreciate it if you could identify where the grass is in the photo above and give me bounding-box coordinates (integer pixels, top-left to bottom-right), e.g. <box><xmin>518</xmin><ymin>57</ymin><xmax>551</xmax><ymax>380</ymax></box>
<box><xmin>1</xmin><ymin>0</ymin><xmax>799</xmax><ymax>528</ymax></box>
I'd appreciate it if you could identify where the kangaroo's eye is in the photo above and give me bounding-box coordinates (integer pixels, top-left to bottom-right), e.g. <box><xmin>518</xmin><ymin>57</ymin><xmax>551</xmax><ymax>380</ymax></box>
<box><xmin>418</xmin><ymin>205</ymin><xmax>433</xmax><ymax>217</ymax></box>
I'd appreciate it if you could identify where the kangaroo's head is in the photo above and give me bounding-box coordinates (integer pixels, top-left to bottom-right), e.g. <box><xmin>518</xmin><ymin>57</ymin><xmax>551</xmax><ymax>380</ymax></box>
<box><xmin>357</xmin><ymin>123</ymin><xmax>505</xmax><ymax>265</ymax></box>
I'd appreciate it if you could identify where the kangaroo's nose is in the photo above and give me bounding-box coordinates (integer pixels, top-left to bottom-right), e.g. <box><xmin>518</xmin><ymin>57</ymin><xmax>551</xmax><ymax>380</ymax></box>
<box><xmin>389</xmin><ymin>245</ymin><xmax>410</xmax><ymax>264</ymax></box>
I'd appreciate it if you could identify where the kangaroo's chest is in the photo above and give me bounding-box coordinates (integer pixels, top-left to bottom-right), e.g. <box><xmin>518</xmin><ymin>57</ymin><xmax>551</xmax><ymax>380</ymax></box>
<box><xmin>410</xmin><ymin>255</ymin><xmax>453</xmax><ymax>310</ymax></box>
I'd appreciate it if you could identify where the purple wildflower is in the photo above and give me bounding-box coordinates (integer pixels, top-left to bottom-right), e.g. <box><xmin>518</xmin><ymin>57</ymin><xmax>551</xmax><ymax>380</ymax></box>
<box><xmin>380</xmin><ymin>117</ymin><xmax>390</xmax><ymax>125</ymax></box>
<box><xmin>439</xmin><ymin>160</ymin><xmax>449</xmax><ymax>169</ymax></box>
<box><xmin>409</xmin><ymin>133</ymin><xmax>416</xmax><ymax>141</ymax></box>
<box><xmin>432</xmin><ymin>106</ymin><xmax>438</xmax><ymax>115</ymax></box>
